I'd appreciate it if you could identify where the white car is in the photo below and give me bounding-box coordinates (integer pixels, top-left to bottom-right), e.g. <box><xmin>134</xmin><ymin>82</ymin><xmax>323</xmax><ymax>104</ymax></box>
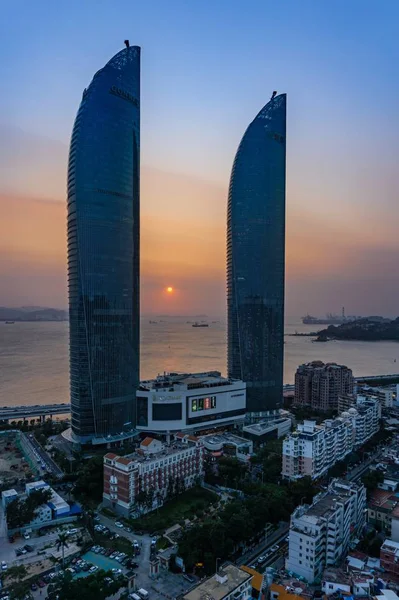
<box><xmin>67</xmin><ymin>528</ymin><xmax>78</xmax><ymax>535</ymax></box>
<box><xmin>1</xmin><ymin>562</ymin><xmax>7</xmax><ymax>571</ymax></box>
<box><xmin>23</xmin><ymin>532</ymin><xmax>31</xmax><ymax>540</ymax></box>
<box><xmin>115</xmin><ymin>521</ymin><xmax>124</xmax><ymax>528</ymax></box>
<box><xmin>89</xmin><ymin>566</ymin><xmax>98</xmax><ymax>573</ymax></box>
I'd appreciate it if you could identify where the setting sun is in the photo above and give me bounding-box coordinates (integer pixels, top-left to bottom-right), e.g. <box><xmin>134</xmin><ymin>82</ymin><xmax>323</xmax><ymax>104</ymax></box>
<box><xmin>167</xmin><ymin>286</ymin><xmax>173</xmax><ymax>293</ymax></box>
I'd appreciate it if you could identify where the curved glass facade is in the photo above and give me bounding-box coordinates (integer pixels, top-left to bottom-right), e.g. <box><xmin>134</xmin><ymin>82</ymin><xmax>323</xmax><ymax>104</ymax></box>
<box><xmin>67</xmin><ymin>46</ymin><xmax>140</xmax><ymax>442</ymax></box>
<box><xmin>227</xmin><ymin>94</ymin><xmax>286</xmax><ymax>415</ymax></box>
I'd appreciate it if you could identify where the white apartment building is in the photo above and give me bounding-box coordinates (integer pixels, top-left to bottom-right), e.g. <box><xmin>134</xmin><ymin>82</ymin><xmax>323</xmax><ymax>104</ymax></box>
<box><xmin>286</xmin><ymin>479</ymin><xmax>366</xmax><ymax>583</ymax></box>
<box><xmin>103</xmin><ymin>433</ymin><xmax>204</xmax><ymax>517</ymax></box>
<box><xmin>282</xmin><ymin>396</ymin><xmax>380</xmax><ymax>481</ymax></box>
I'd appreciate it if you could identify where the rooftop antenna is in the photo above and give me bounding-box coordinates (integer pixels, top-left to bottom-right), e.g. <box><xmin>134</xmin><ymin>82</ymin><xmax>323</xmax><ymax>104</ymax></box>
<box><xmin>124</xmin><ymin>39</ymin><xmax>130</xmax><ymax>48</ymax></box>
<box><xmin>271</xmin><ymin>90</ymin><xmax>277</xmax><ymax>100</ymax></box>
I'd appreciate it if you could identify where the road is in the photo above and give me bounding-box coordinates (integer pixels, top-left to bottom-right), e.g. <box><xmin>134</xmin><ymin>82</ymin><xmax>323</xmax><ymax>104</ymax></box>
<box><xmin>236</xmin><ymin>523</ymin><xmax>289</xmax><ymax>567</ymax></box>
<box><xmin>28</xmin><ymin>434</ymin><xmax>64</xmax><ymax>478</ymax></box>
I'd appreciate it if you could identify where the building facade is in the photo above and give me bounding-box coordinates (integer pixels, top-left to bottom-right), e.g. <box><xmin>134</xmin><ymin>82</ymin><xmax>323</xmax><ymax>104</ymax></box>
<box><xmin>285</xmin><ymin>479</ymin><xmax>366</xmax><ymax>583</ymax></box>
<box><xmin>294</xmin><ymin>362</ymin><xmax>354</xmax><ymax>412</ymax></box>
<box><xmin>282</xmin><ymin>396</ymin><xmax>380</xmax><ymax>480</ymax></box>
<box><xmin>136</xmin><ymin>371</ymin><xmax>246</xmax><ymax>433</ymax></box>
<box><xmin>103</xmin><ymin>434</ymin><xmax>204</xmax><ymax>517</ymax></box>
<box><xmin>67</xmin><ymin>44</ymin><xmax>140</xmax><ymax>444</ymax></box>
<box><xmin>227</xmin><ymin>94</ymin><xmax>286</xmax><ymax>417</ymax></box>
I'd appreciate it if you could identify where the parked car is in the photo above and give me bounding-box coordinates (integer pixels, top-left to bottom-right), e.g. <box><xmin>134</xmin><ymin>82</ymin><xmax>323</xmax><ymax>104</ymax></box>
<box><xmin>24</xmin><ymin>545</ymin><xmax>34</xmax><ymax>553</ymax></box>
<box><xmin>1</xmin><ymin>562</ymin><xmax>7</xmax><ymax>571</ymax></box>
<box><xmin>115</xmin><ymin>521</ymin><xmax>124</xmax><ymax>528</ymax></box>
<box><xmin>30</xmin><ymin>584</ymin><xmax>37</xmax><ymax>592</ymax></box>
<box><xmin>38</xmin><ymin>580</ymin><xmax>46</xmax><ymax>588</ymax></box>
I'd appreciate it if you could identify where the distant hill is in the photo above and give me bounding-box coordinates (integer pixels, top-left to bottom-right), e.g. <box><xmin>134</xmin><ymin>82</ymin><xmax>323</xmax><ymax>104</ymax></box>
<box><xmin>0</xmin><ymin>307</ymin><xmax>68</xmax><ymax>321</ymax></box>
<box><xmin>316</xmin><ymin>317</ymin><xmax>399</xmax><ymax>341</ymax></box>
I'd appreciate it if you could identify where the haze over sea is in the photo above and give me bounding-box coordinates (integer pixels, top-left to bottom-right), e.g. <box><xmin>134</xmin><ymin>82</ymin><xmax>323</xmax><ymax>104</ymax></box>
<box><xmin>1</xmin><ymin>317</ymin><xmax>399</xmax><ymax>407</ymax></box>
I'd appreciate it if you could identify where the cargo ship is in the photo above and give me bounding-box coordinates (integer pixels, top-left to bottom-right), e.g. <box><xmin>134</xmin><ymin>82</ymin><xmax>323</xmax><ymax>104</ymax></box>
<box><xmin>192</xmin><ymin>322</ymin><xmax>209</xmax><ymax>328</ymax></box>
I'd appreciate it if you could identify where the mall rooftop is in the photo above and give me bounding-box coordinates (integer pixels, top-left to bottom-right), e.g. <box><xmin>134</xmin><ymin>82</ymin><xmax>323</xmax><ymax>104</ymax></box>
<box><xmin>138</xmin><ymin>370</ymin><xmax>238</xmax><ymax>392</ymax></box>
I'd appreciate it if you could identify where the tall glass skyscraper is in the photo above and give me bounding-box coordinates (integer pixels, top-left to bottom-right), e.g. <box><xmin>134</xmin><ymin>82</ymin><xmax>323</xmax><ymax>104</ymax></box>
<box><xmin>227</xmin><ymin>93</ymin><xmax>286</xmax><ymax>416</ymax></box>
<box><xmin>67</xmin><ymin>44</ymin><xmax>140</xmax><ymax>444</ymax></box>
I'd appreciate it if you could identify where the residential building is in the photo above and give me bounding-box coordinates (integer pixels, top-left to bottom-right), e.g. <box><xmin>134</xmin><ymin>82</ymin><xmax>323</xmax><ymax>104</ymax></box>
<box><xmin>26</xmin><ymin>480</ymin><xmax>70</xmax><ymax>516</ymax></box>
<box><xmin>380</xmin><ymin>539</ymin><xmax>399</xmax><ymax>577</ymax></box>
<box><xmin>282</xmin><ymin>396</ymin><xmax>380</xmax><ymax>480</ymax></box>
<box><xmin>375</xmin><ymin>590</ymin><xmax>399</xmax><ymax>600</ymax></box>
<box><xmin>242</xmin><ymin>416</ymin><xmax>291</xmax><ymax>446</ymax></box>
<box><xmin>201</xmin><ymin>432</ymin><xmax>253</xmax><ymax>461</ymax></box>
<box><xmin>358</xmin><ymin>385</ymin><xmax>394</xmax><ymax>409</ymax></box>
<box><xmin>322</xmin><ymin>567</ymin><xmax>373</xmax><ymax>597</ymax></box>
<box><xmin>181</xmin><ymin>564</ymin><xmax>252</xmax><ymax>600</ymax></box>
<box><xmin>30</xmin><ymin>504</ymin><xmax>53</xmax><ymax>526</ymax></box>
<box><xmin>136</xmin><ymin>371</ymin><xmax>246</xmax><ymax>433</ymax></box>
<box><xmin>103</xmin><ymin>433</ymin><xmax>204</xmax><ymax>517</ymax></box>
<box><xmin>269</xmin><ymin>583</ymin><xmax>309</xmax><ymax>600</ymax></box>
<box><xmin>285</xmin><ymin>479</ymin><xmax>366</xmax><ymax>583</ymax></box>
<box><xmin>4</xmin><ymin>480</ymin><xmax>72</xmax><ymax>531</ymax></box>
<box><xmin>295</xmin><ymin>362</ymin><xmax>354</xmax><ymax>412</ymax></box>
<box><xmin>1</xmin><ymin>489</ymin><xmax>17</xmax><ymax>509</ymax></box>
<box><xmin>67</xmin><ymin>42</ymin><xmax>140</xmax><ymax>445</ymax></box>
<box><xmin>227</xmin><ymin>93</ymin><xmax>286</xmax><ymax>418</ymax></box>
<box><xmin>367</xmin><ymin>489</ymin><xmax>399</xmax><ymax>538</ymax></box>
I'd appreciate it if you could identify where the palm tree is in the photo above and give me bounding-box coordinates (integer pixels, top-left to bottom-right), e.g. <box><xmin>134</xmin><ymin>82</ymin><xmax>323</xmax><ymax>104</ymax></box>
<box><xmin>56</xmin><ymin>531</ymin><xmax>69</xmax><ymax>569</ymax></box>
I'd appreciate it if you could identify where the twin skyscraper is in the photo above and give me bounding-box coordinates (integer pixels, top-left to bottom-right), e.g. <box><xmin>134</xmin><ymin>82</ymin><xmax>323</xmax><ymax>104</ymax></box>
<box><xmin>67</xmin><ymin>43</ymin><xmax>286</xmax><ymax>445</ymax></box>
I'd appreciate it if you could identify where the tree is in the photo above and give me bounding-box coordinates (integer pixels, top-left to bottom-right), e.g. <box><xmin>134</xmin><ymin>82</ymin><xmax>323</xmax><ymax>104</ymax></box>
<box><xmin>362</xmin><ymin>469</ymin><xmax>384</xmax><ymax>496</ymax></box>
<box><xmin>135</xmin><ymin>490</ymin><xmax>149</xmax><ymax>515</ymax></box>
<box><xmin>5</xmin><ymin>565</ymin><xmax>28</xmax><ymax>600</ymax></box>
<box><xmin>145</xmin><ymin>488</ymin><xmax>154</xmax><ymax>511</ymax></box>
<box><xmin>73</xmin><ymin>455</ymin><xmax>104</xmax><ymax>504</ymax></box>
<box><xmin>47</xmin><ymin>569</ymin><xmax>126</xmax><ymax>600</ymax></box>
<box><xmin>57</xmin><ymin>531</ymin><xmax>69</xmax><ymax>568</ymax></box>
<box><xmin>6</xmin><ymin>487</ymin><xmax>52</xmax><ymax>529</ymax></box>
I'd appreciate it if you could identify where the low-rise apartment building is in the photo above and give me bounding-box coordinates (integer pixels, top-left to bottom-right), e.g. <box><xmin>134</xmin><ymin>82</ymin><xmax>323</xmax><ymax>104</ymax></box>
<box><xmin>285</xmin><ymin>479</ymin><xmax>366</xmax><ymax>583</ymax></box>
<box><xmin>181</xmin><ymin>564</ymin><xmax>252</xmax><ymax>600</ymax></box>
<box><xmin>367</xmin><ymin>489</ymin><xmax>399</xmax><ymax>539</ymax></box>
<box><xmin>282</xmin><ymin>396</ymin><xmax>380</xmax><ymax>480</ymax></box>
<box><xmin>380</xmin><ymin>539</ymin><xmax>399</xmax><ymax>577</ymax></box>
<box><xmin>295</xmin><ymin>362</ymin><xmax>354</xmax><ymax>412</ymax></box>
<box><xmin>103</xmin><ymin>433</ymin><xmax>204</xmax><ymax>517</ymax></box>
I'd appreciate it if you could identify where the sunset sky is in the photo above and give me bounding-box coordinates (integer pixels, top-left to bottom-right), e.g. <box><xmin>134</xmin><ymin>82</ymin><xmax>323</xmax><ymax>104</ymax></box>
<box><xmin>1</xmin><ymin>0</ymin><xmax>398</xmax><ymax>317</ymax></box>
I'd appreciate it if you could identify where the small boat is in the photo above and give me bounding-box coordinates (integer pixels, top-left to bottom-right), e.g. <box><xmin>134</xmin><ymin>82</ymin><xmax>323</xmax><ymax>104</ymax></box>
<box><xmin>192</xmin><ymin>322</ymin><xmax>209</xmax><ymax>328</ymax></box>
<box><xmin>5</xmin><ymin>321</ymin><xmax>15</xmax><ymax>324</ymax></box>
